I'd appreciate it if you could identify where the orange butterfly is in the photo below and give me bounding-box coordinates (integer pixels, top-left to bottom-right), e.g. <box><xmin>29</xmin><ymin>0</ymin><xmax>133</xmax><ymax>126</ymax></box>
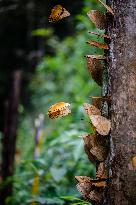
<box><xmin>47</xmin><ymin>102</ymin><xmax>71</xmax><ymax>119</ymax></box>
<box><xmin>49</xmin><ymin>5</ymin><xmax>70</xmax><ymax>23</ymax></box>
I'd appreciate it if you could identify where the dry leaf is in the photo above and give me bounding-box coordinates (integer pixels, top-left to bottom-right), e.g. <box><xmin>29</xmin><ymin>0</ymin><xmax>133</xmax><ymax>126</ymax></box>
<box><xmin>85</xmin><ymin>55</ymin><xmax>105</xmax><ymax>86</ymax></box>
<box><xmin>90</xmin><ymin>145</ymin><xmax>108</xmax><ymax>161</ymax></box>
<box><xmin>49</xmin><ymin>5</ymin><xmax>70</xmax><ymax>23</ymax></box>
<box><xmin>97</xmin><ymin>0</ymin><xmax>114</xmax><ymax>15</ymax></box>
<box><xmin>83</xmin><ymin>103</ymin><xmax>101</xmax><ymax>116</ymax></box>
<box><xmin>87</xmin><ymin>40</ymin><xmax>109</xmax><ymax>50</ymax></box>
<box><xmin>90</xmin><ymin>115</ymin><xmax>111</xmax><ymax>135</ymax></box>
<box><xmin>87</xmin><ymin>10</ymin><xmax>106</xmax><ymax>29</ymax></box>
<box><xmin>48</xmin><ymin>102</ymin><xmax>71</xmax><ymax>119</ymax></box>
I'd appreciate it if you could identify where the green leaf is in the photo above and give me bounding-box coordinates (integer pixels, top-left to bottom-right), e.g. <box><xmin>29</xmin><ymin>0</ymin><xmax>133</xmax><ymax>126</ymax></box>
<box><xmin>31</xmin><ymin>28</ymin><xmax>53</xmax><ymax>37</ymax></box>
<box><xmin>50</xmin><ymin>167</ymin><xmax>66</xmax><ymax>181</ymax></box>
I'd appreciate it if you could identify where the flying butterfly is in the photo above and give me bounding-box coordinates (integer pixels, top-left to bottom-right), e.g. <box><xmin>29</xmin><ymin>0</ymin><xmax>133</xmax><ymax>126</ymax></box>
<box><xmin>49</xmin><ymin>5</ymin><xmax>70</xmax><ymax>23</ymax></box>
<box><xmin>48</xmin><ymin>102</ymin><xmax>71</xmax><ymax>119</ymax></box>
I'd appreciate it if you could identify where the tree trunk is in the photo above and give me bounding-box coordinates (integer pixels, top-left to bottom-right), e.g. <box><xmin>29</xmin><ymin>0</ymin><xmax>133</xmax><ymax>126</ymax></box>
<box><xmin>107</xmin><ymin>0</ymin><xmax>136</xmax><ymax>204</ymax></box>
<box><xmin>0</xmin><ymin>70</ymin><xmax>22</xmax><ymax>205</ymax></box>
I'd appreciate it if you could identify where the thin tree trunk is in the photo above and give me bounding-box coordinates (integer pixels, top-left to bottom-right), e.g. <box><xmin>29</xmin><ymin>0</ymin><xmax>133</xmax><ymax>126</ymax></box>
<box><xmin>0</xmin><ymin>70</ymin><xmax>22</xmax><ymax>204</ymax></box>
<box><xmin>107</xmin><ymin>0</ymin><xmax>136</xmax><ymax>204</ymax></box>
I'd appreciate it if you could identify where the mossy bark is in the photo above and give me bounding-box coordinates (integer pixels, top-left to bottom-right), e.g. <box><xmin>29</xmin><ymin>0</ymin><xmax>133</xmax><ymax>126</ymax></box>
<box><xmin>106</xmin><ymin>0</ymin><xmax>136</xmax><ymax>204</ymax></box>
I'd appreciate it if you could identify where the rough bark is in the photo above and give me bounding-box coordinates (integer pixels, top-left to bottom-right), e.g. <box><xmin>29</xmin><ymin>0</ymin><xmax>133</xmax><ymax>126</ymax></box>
<box><xmin>106</xmin><ymin>0</ymin><xmax>136</xmax><ymax>204</ymax></box>
<box><xmin>0</xmin><ymin>70</ymin><xmax>22</xmax><ymax>205</ymax></box>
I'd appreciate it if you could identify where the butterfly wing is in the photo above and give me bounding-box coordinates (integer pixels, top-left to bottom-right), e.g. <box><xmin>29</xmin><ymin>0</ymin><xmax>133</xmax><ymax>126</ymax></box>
<box><xmin>90</xmin><ymin>115</ymin><xmax>111</xmax><ymax>135</ymax></box>
<box><xmin>48</xmin><ymin>102</ymin><xmax>71</xmax><ymax>119</ymax></box>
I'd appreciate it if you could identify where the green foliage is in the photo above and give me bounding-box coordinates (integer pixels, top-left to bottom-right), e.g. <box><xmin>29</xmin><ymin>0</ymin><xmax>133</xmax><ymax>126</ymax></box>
<box><xmin>11</xmin><ymin>0</ymin><xmax>105</xmax><ymax>204</ymax></box>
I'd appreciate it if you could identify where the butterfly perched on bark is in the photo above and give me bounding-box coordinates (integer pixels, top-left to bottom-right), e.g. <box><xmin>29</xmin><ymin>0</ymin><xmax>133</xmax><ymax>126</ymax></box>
<box><xmin>87</xmin><ymin>10</ymin><xmax>106</xmax><ymax>29</ymax></box>
<box><xmin>90</xmin><ymin>115</ymin><xmax>111</xmax><ymax>136</ymax></box>
<box><xmin>48</xmin><ymin>102</ymin><xmax>71</xmax><ymax>119</ymax></box>
<box><xmin>75</xmin><ymin>176</ymin><xmax>107</xmax><ymax>203</ymax></box>
<box><xmin>85</xmin><ymin>55</ymin><xmax>106</xmax><ymax>86</ymax></box>
<box><xmin>49</xmin><ymin>5</ymin><xmax>70</xmax><ymax>23</ymax></box>
<box><xmin>90</xmin><ymin>145</ymin><xmax>109</xmax><ymax>162</ymax></box>
<box><xmin>83</xmin><ymin>103</ymin><xmax>101</xmax><ymax>116</ymax></box>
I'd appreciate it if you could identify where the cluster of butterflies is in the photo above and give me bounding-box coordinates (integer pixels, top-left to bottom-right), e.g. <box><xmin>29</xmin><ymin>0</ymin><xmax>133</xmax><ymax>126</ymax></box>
<box><xmin>75</xmin><ymin>175</ymin><xmax>108</xmax><ymax>204</ymax></box>
<box><xmin>48</xmin><ymin>1</ymin><xmax>114</xmax><ymax>204</ymax></box>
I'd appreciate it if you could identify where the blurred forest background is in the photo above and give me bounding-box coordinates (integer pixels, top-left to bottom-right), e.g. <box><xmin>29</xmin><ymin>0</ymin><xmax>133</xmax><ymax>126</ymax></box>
<box><xmin>0</xmin><ymin>0</ymin><xmax>106</xmax><ymax>204</ymax></box>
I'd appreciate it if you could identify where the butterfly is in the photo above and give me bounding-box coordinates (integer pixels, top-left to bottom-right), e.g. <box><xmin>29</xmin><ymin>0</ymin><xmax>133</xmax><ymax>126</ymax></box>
<box><xmin>82</xmin><ymin>134</ymin><xmax>99</xmax><ymax>162</ymax></box>
<box><xmin>90</xmin><ymin>145</ymin><xmax>108</xmax><ymax>162</ymax></box>
<box><xmin>76</xmin><ymin>182</ymin><xmax>92</xmax><ymax>200</ymax></box>
<box><xmin>75</xmin><ymin>176</ymin><xmax>107</xmax><ymax>203</ymax></box>
<box><xmin>96</xmin><ymin>162</ymin><xmax>108</xmax><ymax>179</ymax></box>
<box><xmin>85</xmin><ymin>55</ymin><xmax>105</xmax><ymax>86</ymax></box>
<box><xmin>87</xmin><ymin>10</ymin><xmax>106</xmax><ymax>30</ymax></box>
<box><xmin>49</xmin><ymin>5</ymin><xmax>70</xmax><ymax>23</ymax></box>
<box><xmin>90</xmin><ymin>115</ymin><xmax>111</xmax><ymax>136</ymax></box>
<box><xmin>75</xmin><ymin>176</ymin><xmax>107</xmax><ymax>186</ymax></box>
<box><xmin>89</xmin><ymin>190</ymin><xmax>103</xmax><ymax>203</ymax></box>
<box><xmin>83</xmin><ymin>103</ymin><xmax>101</xmax><ymax>116</ymax></box>
<box><xmin>48</xmin><ymin>102</ymin><xmax>71</xmax><ymax>119</ymax></box>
